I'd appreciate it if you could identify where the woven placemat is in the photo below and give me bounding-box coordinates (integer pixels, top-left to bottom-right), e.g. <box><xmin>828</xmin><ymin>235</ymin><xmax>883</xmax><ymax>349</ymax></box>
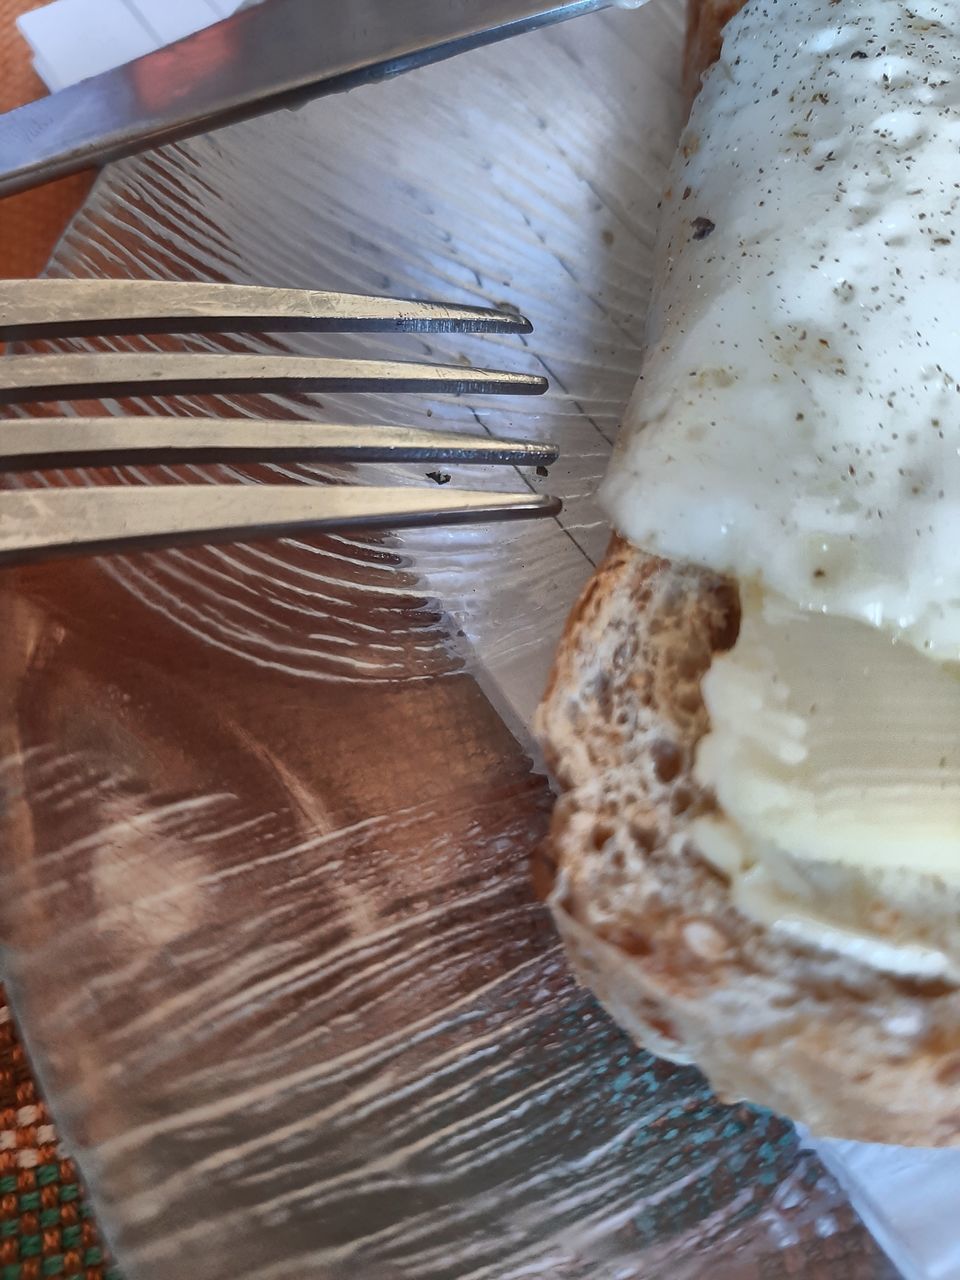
<box><xmin>0</xmin><ymin>994</ymin><xmax>117</xmax><ymax>1280</ymax></box>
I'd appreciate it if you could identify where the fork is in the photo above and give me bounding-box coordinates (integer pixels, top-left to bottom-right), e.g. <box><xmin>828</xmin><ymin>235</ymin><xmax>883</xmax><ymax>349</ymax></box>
<box><xmin>0</xmin><ymin>280</ymin><xmax>559</xmax><ymax>566</ymax></box>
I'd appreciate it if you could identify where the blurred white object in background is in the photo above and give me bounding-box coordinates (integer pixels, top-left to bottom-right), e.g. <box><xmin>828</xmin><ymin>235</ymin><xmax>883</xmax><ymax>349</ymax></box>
<box><xmin>17</xmin><ymin>0</ymin><xmax>258</xmax><ymax>92</ymax></box>
<box><xmin>813</xmin><ymin>1137</ymin><xmax>960</xmax><ymax>1280</ymax></box>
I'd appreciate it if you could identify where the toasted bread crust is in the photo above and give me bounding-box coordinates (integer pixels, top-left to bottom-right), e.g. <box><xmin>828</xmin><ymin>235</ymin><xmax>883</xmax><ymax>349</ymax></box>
<box><xmin>535</xmin><ymin>2</ymin><xmax>960</xmax><ymax>1145</ymax></box>
<box><xmin>683</xmin><ymin>0</ymin><xmax>746</xmax><ymax>101</ymax></box>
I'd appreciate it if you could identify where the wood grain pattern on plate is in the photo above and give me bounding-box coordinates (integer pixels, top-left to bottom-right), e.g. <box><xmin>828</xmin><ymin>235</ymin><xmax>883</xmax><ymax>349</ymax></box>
<box><xmin>0</xmin><ymin>4</ymin><xmax>899</xmax><ymax>1277</ymax></box>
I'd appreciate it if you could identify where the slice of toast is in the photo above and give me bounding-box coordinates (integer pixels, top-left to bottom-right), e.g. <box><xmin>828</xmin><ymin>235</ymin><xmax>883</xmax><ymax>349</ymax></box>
<box><xmin>535</xmin><ymin>1</ymin><xmax>960</xmax><ymax>1146</ymax></box>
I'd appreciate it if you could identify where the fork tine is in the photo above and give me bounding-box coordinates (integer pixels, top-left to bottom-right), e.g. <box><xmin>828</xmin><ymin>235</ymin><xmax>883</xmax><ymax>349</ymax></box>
<box><xmin>0</xmin><ymin>353</ymin><xmax>549</xmax><ymax>405</ymax></box>
<box><xmin>0</xmin><ymin>417</ymin><xmax>559</xmax><ymax>471</ymax></box>
<box><xmin>0</xmin><ymin>280</ymin><xmax>533</xmax><ymax>341</ymax></box>
<box><xmin>0</xmin><ymin>486</ymin><xmax>562</xmax><ymax>565</ymax></box>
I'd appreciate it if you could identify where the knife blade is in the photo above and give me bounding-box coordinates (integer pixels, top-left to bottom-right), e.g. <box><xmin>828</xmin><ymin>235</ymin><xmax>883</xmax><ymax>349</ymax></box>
<box><xmin>0</xmin><ymin>0</ymin><xmax>615</xmax><ymax>198</ymax></box>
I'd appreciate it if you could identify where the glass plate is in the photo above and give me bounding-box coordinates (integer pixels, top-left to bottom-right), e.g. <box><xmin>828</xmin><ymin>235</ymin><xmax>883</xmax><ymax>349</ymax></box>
<box><xmin>0</xmin><ymin>4</ymin><xmax>898</xmax><ymax>1277</ymax></box>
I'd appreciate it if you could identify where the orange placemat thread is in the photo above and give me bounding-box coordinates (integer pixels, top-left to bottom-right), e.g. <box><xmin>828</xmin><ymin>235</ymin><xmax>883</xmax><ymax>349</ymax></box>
<box><xmin>0</xmin><ymin>991</ymin><xmax>119</xmax><ymax>1279</ymax></box>
<box><xmin>0</xmin><ymin>0</ymin><xmax>94</xmax><ymax>279</ymax></box>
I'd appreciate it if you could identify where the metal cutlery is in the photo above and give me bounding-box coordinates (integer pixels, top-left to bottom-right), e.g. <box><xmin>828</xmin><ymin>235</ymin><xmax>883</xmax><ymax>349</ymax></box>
<box><xmin>0</xmin><ymin>279</ymin><xmax>559</xmax><ymax>565</ymax></box>
<box><xmin>0</xmin><ymin>0</ymin><xmax>615</xmax><ymax>198</ymax></box>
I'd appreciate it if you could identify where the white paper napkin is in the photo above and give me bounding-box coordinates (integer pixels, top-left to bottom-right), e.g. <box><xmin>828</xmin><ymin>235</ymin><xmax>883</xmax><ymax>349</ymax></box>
<box><xmin>810</xmin><ymin>1137</ymin><xmax>960</xmax><ymax>1280</ymax></box>
<box><xmin>17</xmin><ymin>0</ymin><xmax>253</xmax><ymax>92</ymax></box>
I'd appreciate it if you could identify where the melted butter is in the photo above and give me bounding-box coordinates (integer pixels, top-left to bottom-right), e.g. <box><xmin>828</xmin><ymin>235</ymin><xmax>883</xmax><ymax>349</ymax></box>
<box><xmin>602</xmin><ymin>0</ymin><xmax>960</xmax><ymax>656</ymax></box>
<box><xmin>696</xmin><ymin>593</ymin><xmax>960</xmax><ymax>878</ymax></box>
<box><xmin>693</xmin><ymin>592</ymin><xmax>960</xmax><ymax>971</ymax></box>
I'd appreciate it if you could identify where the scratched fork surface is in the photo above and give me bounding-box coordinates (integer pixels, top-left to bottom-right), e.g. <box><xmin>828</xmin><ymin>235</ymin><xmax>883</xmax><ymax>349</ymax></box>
<box><xmin>0</xmin><ymin>5</ymin><xmax>898</xmax><ymax>1280</ymax></box>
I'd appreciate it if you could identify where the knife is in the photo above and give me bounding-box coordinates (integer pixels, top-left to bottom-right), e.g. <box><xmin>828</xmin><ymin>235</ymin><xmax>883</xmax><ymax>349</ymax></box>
<box><xmin>0</xmin><ymin>0</ymin><xmax>616</xmax><ymax>199</ymax></box>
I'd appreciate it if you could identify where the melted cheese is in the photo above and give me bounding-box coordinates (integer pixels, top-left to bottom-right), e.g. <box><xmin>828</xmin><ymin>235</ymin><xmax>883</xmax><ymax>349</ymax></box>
<box><xmin>602</xmin><ymin>0</ymin><xmax>960</xmax><ymax>657</ymax></box>
<box><xmin>601</xmin><ymin>0</ymin><xmax>960</xmax><ymax>952</ymax></box>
